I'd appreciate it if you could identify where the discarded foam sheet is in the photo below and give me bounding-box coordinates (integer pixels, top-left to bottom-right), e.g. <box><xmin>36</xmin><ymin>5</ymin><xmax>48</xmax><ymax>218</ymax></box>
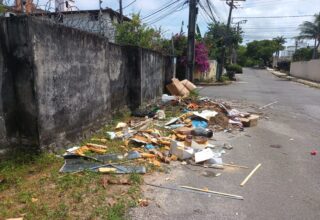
<box><xmin>193</xmin><ymin>110</ymin><xmax>218</xmax><ymax>121</ymax></box>
<box><xmin>170</xmin><ymin>140</ymin><xmax>194</xmax><ymax>160</ymax></box>
<box><xmin>194</xmin><ymin>148</ymin><xmax>214</xmax><ymax>163</ymax></box>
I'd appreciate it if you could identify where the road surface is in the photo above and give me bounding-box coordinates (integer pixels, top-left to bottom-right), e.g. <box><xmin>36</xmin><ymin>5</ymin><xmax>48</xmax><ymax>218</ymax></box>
<box><xmin>130</xmin><ymin>68</ymin><xmax>320</xmax><ymax>220</ymax></box>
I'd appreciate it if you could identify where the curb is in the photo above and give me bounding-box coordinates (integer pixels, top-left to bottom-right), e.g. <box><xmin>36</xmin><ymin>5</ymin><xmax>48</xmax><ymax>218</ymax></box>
<box><xmin>195</xmin><ymin>81</ymin><xmax>232</xmax><ymax>86</ymax></box>
<box><xmin>267</xmin><ymin>68</ymin><xmax>320</xmax><ymax>89</ymax></box>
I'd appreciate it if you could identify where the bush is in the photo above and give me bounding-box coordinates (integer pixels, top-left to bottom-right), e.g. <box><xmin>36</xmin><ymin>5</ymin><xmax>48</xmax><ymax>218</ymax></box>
<box><xmin>226</xmin><ymin>64</ymin><xmax>243</xmax><ymax>73</ymax></box>
<box><xmin>292</xmin><ymin>48</ymin><xmax>315</xmax><ymax>62</ymax></box>
<box><xmin>277</xmin><ymin>60</ymin><xmax>291</xmax><ymax>72</ymax></box>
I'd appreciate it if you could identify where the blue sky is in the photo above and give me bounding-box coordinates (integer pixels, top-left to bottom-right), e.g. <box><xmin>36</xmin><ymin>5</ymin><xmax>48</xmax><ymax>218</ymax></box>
<box><xmin>6</xmin><ymin>0</ymin><xmax>320</xmax><ymax>46</ymax></box>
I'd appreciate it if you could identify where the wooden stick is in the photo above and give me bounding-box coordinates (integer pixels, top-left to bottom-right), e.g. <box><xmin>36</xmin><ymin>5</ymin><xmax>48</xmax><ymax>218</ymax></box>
<box><xmin>223</xmin><ymin>163</ymin><xmax>249</xmax><ymax>169</ymax></box>
<box><xmin>240</xmin><ymin>163</ymin><xmax>262</xmax><ymax>187</ymax></box>
<box><xmin>180</xmin><ymin>186</ymin><xmax>244</xmax><ymax>200</ymax></box>
<box><xmin>259</xmin><ymin>101</ymin><xmax>278</xmax><ymax>109</ymax></box>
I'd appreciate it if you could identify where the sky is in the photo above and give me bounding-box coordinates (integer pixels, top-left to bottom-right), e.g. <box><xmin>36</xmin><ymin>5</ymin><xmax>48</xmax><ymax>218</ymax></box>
<box><xmin>6</xmin><ymin>0</ymin><xmax>320</xmax><ymax>46</ymax></box>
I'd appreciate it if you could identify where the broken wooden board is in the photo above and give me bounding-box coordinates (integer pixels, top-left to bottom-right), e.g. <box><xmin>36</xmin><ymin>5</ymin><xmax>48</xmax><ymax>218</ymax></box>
<box><xmin>240</xmin><ymin>114</ymin><xmax>259</xmax><ymax>127</ymax></box>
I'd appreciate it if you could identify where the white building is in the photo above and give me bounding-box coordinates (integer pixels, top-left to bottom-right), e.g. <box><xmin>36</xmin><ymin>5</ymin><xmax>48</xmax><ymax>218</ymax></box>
<box><xmin>55</xmin><ymin>0</ymin><xmax>76</xmax><ymax>12</ymax></box>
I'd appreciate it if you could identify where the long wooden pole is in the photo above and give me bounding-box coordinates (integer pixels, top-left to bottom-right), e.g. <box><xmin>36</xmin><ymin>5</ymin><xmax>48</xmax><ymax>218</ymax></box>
<box><xmin>180</xmin><ymin>185</ymin><xmax>244</xmax><ymax>200</ymax></box>
<box><xmin>240</xmin><ymin>163</ymin><xmax>262</xmax><ymax>187</ymax></box>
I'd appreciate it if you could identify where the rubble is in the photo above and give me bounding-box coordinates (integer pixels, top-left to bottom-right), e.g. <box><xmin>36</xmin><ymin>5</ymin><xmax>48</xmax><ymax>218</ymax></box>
<box><xmin>60</xmin><ymin>78</ymin><xmax>260</xmax><ymax>177</ymax></box>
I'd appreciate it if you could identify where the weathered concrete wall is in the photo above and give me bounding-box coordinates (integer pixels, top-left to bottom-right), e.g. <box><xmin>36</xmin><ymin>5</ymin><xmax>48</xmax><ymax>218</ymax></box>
<box><xmin>0</xmin><ymin>16</ymin><xmax>172</xmax><ymax>151</ymax></box>
<box><xmin>290</xmin><ymin>60</ymin><xmax>320</xmax><ymax>83</ymax></box>
<box><xmin>28</xmin><ymin>18</ymin><xmax>111</xmax><ymax>148</ymax></box>
<box><xmin>140</xmin><ymin>49</ymin><xmax>164</xmax><ymax>103</ymax></box>
<box><xmin>0</xmin><ymin>17</ymin><xmax>39</xmax><ymax>149</ymax></box>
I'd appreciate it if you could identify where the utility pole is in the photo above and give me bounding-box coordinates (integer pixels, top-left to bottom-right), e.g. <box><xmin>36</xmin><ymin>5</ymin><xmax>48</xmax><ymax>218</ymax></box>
<box><xmin>186</xmin><ymin>0</ymin><xmax>198</xmax><ymax>82</ymax></box>
<box><xmin>119</xmin><ymin>0</ymin><xmax>123</xmax><ymax>23</ymax></box>
<box><xmin>231</xmin><ymin>19</ymin><xmax>247</xmax><ymax>64</ymax></box>
<box><xmin>218</xmin><ymin>0</ymin><xmax>245</xmax><ymax>81</ymax></box>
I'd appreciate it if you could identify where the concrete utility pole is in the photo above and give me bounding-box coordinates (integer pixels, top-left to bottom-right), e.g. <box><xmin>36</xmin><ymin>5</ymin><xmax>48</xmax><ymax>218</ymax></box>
<box><xmin>186</xmin><ymin>0</ymin><xmax>198</xmax><ymax>82</ymax></box>
<box><xmin>231</xmin><ymin>19</ymin><xmax>247</xmax><ymax>63</ymax></box>
<box><xmin>119</xmin><ymin>0</ymin><xmax>123</xmax><ymax>23</ymax></box>
<box><xmin>218</xmin><ymin>0</ymin><xmax>245</xmax><ymax>80</ymax></box>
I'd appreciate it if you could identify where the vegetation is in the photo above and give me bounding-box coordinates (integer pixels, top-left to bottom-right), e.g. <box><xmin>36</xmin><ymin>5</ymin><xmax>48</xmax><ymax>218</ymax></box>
<box><xmin>204</xmin><ymin>22</ymin><xmax>242</xmax><ymax>62</ymax></box>
<box><xmin>115</xmin><ymin>14</ymin><xmax>163</xmax><ymax>51</ymax></box>
<box><xmin>297</xmin><ymin>13</ymin><xmax>320</xmax><ymax>59</ymax></box>
<box><xmin>277</xmin><ymin>60</ymin><xmax>291</xmax><ymax>72</ymax></box>
<box><xmin>273</xmin><ymin>36</ymin><xmax>286</xmax><ymax>61</ymax></box>
<box><xmin>226</xmin><ymin>64</ymin><xmax>243</xmax><ymax>73</ymax></box>
<box><xmin>292</xmin><ymin>47</ymin><xmax>318</xmax><ymax>61</ymax></box>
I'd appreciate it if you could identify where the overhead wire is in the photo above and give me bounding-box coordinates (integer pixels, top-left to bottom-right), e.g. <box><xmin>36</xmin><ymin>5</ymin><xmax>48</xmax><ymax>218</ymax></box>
<box><xmin>142</xmin><ymin>0</ymin><xmax>182</xmax><ymax>21</ymax></box>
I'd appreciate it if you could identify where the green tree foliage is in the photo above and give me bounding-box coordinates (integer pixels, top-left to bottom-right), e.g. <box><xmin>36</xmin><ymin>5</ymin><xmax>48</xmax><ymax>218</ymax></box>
<box><xmin>292</xmin><ymin>47</ymin><xmax>318</xmax><ymax>61</ymax></box>
<box><xmin>246</xmin><ymin>40</ymin><xmax>278</xmax><ymax>66</ymax></box>
<box><xmin>204</xmin><ymin>23</ymin><xmax>242</xmax><ymax>62</ymax></box>
<box><xmin>115</xmin><ymin>14</ymin><xmax>163</xmax><ymax>50</ymax></box>
<box><xmin>273</xmin><ymin>36</ymin><xmax>286</xmax><ymax>58</ymax></box>
<box><xmin>297</xmin><ymin>13</ymin><xmax>320</xmax><ymax>59</ymax></box>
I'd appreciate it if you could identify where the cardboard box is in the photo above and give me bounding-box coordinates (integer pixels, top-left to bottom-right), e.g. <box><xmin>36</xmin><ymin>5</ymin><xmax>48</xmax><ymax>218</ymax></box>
<box><xmin>166</xmin><ymin>78</ymin><xmax>190</xmax><ymax>96</ymax></box>
<box><xmin>181</xmin><ymin>79</ymin><xmax>197</xmax><ymax>91</ymax></box>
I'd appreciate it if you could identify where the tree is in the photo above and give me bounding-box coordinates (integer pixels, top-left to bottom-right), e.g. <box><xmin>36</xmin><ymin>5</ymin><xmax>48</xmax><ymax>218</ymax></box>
<box><xmin>292</xmin><ymin>47</ymin><xmax>317</xmax><ymax>61</ymax></box>
<box><xmin>204</xmin><ymin>23</ymin><xmax>242</xmax><ymax>62</ymax></box>
<box><xmin>115</xmin><ymin>14</ymin><xmax>163</xmax><ymax>50</ymax></box>
<box><xmin>246</xmin><ymin>40</ymin><xmax>278</xmax><ymax>66</ymax></box>
<box><xmin>204</xmin><ymin>22</ymin><xmax>242</xmax><ymax>81</ymax></box>
<box><xmin>273</xmin><ymin>36</ymin><xmax>286</xmax><ymax>60</ymax></box>
<box><xmin>297</xmin><ymin>13</ymin><xmax>320</xmax><ymax>59</ymax></box>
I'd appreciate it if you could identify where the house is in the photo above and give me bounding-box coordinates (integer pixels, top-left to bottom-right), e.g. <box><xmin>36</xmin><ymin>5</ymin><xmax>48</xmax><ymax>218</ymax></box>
<box><xmin>1</xmin><ymin>0</ymin><xmax>129</xmax><ymax>43</ymax></box>
<box><xmin>33</xmin><ymin>8</ymin><xmax>129</xmax><ymax>43</ymax></box>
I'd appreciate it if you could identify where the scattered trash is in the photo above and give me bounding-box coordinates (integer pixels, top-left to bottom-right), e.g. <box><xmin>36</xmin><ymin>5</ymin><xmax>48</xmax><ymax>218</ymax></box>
<box><xmin>311</xmin><ymin>150</ymin><xmax>317</xmax><ymax>156</ymax></box>
<box><xmin>166</xmin><ymin>78</ymin><xmax>190</xmax><ymax>96</ymax></box>
<box><xmin>195</xmin><ymin>148</ymin><xmax>214</xmax><ymax>163</ymax></box>
<box><xmin>138</xmin><ymin>199</ymin><xmax>149</xmax><ymax>207</ymax></box>
<box><xmin>162</xmin><ymin>94</ymin><xmax>177</xmax><ymax>103</ymax></box>
<box><xmin>270</xmin><ymin>144</ymin><xmax>282</xmax><ymax>149</ymax></box>
<box><xmin>31</xmin><ymin>198</ymin><xmax>38</xmax><ymax>203</ymax></box>
<box><xmin>259</xmin><ymin>101</ymin><xmax>278</xmax><ymax>110</ymax></box>
<box><xmin>223</xmin><ymin>143</ymin><xmax>233</xmax><ymax>150</ymax></box>
<box><xmin>181</xmin><ymin>79</ymin><xmax>197</xmax><ymax>91</ymax></box>
<box><xmin>59</xmin><ymin>88</ymin><xmax>261</xmax><ymax>198</ymax></box>
<box><xmin>191</xmin><ymin>127</ymin><xmax>213</xmax><ymax>138</ymax></box>
<box><xmin>201</xmin><ymin>170</ymin><xmax>221</xmax><ymax>177</ymax></box>
<box><xmin>240</xmin><ymin>163</ymin><xmax>262</xmax><ymax>187</ymax></box>
<box><xmin>240</xmin><ymin>114</ymin><xmax>259</xmax><ymax>127</ymax></box>
<box><xmin>192</xmin><ymin>120</ymin><xmax>208</xmax><ymax>128</ymax></box>
<box><xmin>156</xmin><ymin>110</ymin><xmax>166</xmax><ymax>120</ymax></box>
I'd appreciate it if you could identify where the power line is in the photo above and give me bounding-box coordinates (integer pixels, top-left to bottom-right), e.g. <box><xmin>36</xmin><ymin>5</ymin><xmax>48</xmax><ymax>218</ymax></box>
<box><xmin>147</xmin><ymin>2</ymin><xmax>187</xmax><ymax>25</ymax></box>
<box><xmin>233</xmin><ymin>15</ymin><xmax>314</xmax><ymax>19</ymax></box>
<box><xmin>142</xmin><ymin>0</ymin><xmax>181</xmax><ymax>20</ymax></box>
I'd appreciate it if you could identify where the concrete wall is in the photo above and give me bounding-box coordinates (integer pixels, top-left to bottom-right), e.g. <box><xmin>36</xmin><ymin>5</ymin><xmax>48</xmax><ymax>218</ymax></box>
<box><xmin>0</xmin><ymin>16</ymin><xmax>172</xmax><ymax>151</ymax></box>
<box><xmin>194</xmin><ymin>60</ymin><xmax>217</xmax><ymax>82</ymax></box>
<box><xmin>290</xmin><ymin>60</ymin><xmax>320</xmax><ymax>83</ymax></box>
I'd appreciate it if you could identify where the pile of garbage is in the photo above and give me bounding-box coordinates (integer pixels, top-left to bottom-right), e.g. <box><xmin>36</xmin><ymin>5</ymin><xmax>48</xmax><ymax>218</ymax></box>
<box><xmin>60</xmin><ymin>79</ymin><xmax>259</xmax><ymax>174</ymax></box>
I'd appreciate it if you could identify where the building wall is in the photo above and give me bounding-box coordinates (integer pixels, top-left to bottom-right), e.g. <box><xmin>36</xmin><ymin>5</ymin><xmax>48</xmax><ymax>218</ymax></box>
<box><xmin>0</xmin><ymin>16</ymin><xmax>172</xmax><ymax>151</ymax></box>
<box><xmin>290</xmin><ymin>59</ymin><xmax>320</xmax><ymax>83</ymax></box>
<box><xmin>193</xmin><ymin>60</ymin><xmax>217</xmax><ymax>82</ymax></box>
<box><xmin>36</xmin><ymin>11</ymin><xmax>118</xmax><ymax>43</ymax></box>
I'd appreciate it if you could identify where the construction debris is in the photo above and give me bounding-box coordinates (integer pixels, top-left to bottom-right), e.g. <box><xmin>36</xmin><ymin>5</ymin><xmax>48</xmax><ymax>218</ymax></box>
<box><xmin>60</xmin><ymin>78</ymin><xmax>261</xmax><ymax>191</ymax></box>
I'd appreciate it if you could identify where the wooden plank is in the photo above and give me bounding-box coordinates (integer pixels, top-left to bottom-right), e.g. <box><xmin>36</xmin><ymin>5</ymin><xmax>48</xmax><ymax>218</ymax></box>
<box><xmin>240</xmin><ymin>163</ymin><xmax>262</xmax><ymax>187</ymax></box>
<box><xmin>180</xmin><ymin>185</ymin><xmax>244</xmax><ymax>200</ymax></box>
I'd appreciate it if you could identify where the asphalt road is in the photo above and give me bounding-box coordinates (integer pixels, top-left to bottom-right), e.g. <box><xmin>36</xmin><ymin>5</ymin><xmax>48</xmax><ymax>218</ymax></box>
<box><xmin>130</xmin><ymin>68</ymin><xmax>320</xmax><ymax>220</ymax></box>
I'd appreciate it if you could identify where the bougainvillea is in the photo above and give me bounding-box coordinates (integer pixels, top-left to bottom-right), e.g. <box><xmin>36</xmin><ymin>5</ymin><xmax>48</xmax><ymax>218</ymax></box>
<box><xmin>195</xmin><ymin>42</ymin><xmax>210</xmax><ymax>73</ymax></box>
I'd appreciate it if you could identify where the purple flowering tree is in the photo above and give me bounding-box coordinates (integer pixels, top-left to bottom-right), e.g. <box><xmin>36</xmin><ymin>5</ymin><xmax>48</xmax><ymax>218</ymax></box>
<box><xmin>195</xmin><ymin>42</ymin><xmax>210</xmax><ymax>73</ymax></box>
